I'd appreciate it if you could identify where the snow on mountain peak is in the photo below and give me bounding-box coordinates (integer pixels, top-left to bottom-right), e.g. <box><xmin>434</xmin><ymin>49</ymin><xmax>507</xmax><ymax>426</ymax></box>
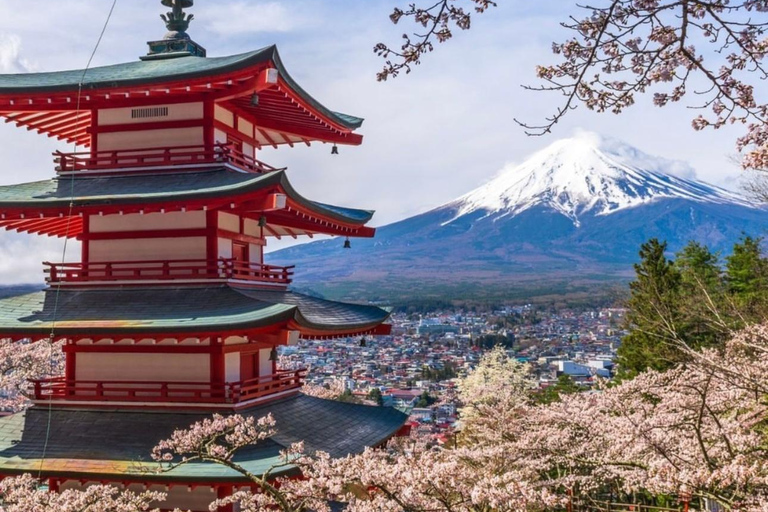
<box><xmin>448</xmin><ymin>131</ymin><xmax>754</xmax><ymax>227</ymax></box>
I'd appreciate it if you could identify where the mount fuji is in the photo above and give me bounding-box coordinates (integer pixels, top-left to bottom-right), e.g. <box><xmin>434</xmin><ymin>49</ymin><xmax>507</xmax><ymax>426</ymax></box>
<box><xmin>269</xmin><ymin>133</ymin><xmax>768</xmax><ymax>300</ymax></box>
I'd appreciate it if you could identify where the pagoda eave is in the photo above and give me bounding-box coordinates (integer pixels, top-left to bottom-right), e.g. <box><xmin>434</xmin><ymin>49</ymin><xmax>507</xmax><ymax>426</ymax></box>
<box><xmin>0</xmin><ymin>396</ymin><xmax>407</xmax><ymax>484</ymax></box>
<box><xmin>0</xmin><ymin>47</ymin><xmax>364</xmax><ymax>147</ymax></box>
<box><xmin>0</xmin><ymin>286</ymin><xmax>392</xmax><ymax>342</ymax></box>
<box><xmin>0</xmin><ymin>168</ymin><xmax>376</xmax><ymax>238</ymax></box>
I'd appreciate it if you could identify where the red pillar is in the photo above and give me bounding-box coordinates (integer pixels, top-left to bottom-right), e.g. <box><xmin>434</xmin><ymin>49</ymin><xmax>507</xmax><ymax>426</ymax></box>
<box><xmin>48</xmin><ymin>478</ymin><xmax>59</xmax><ymax>493</ymax></box>
<box><xmin>216</xmin><ymin>484</ymin><xmax>234</xmax><ymax>512</ymax></box>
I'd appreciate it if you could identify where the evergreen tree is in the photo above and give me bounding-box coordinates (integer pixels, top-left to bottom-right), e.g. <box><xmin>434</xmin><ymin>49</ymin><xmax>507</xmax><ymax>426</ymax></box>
<box><xmin>618</xmin><ymin>239</ymin><xmax>682</xmax><ymax>376</ymax></box>
<box><xmin>367</xmin><ymin>388</ymin><xmax>384</xmax><ymax>406</ymax></box>
<box><xmin>415</xmin><ymin>390</ymin><xmax>436</xmax><ymax>408</ymax></box>
<box><xmin>673</xmin><ymin>241</ymin><xmax>727</xmax><ymax>349</ymax></box>
<box><xmin>726</xmin><ymin>236</ymin><xmax>768</xmax><ymax>317</ymax></box>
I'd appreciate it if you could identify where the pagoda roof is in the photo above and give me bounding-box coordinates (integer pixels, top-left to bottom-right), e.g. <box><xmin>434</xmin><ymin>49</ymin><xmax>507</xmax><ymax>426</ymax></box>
<box><xmin>0</xmin><ymin>285</ymin><xmax>391</xmax><ymax>340</ymax></box>
<box><xmin>0</xmin><ymin>46</ymin><xmax>364</xmax><ymax>146</ymax></box>
<box><xmin>0</xmin><ymin>168</ymin><xmax>375</xmax><ymax>238</ymax></box>
<box><xmin>0</xmin><ymin>395</ymin><xmax>407</xmax><ymax>482</ymax></box>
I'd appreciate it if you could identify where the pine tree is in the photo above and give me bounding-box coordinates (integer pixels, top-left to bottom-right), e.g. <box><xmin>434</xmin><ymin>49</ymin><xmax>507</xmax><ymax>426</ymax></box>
<box><xmin>674</xmin><ymin>241</ymin><xmax>727</xmax><ymax>348</ymax></box>
<box><xmin>617</xmin><ymin>239</ymin><xmax>682</xmax><ymax>376</ymax></box>
<box><xmin>726</xmin><ymin>236</ymin><xmax>768</xmax><ymax>318</ymax></box>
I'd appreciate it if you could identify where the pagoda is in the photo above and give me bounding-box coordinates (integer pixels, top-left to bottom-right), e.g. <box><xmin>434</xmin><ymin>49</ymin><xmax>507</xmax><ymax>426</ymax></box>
<box><xmin>0</xmin><ymin>2</ymin><xmax>406</xmax><ymax>510</ymax></box>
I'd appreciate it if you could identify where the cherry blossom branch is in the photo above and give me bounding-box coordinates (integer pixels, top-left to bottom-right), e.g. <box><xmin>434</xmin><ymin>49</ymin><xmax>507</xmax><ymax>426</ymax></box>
<box><xmin>374</xmin><ymin>0</ymin><xmax>497</xmax><ymax>81</ymax></box>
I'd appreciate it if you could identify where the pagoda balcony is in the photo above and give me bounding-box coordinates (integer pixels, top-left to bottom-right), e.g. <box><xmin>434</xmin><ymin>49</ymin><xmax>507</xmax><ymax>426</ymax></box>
<box><xmin>53</xmin><ymin>143</ymin><xmax>283</xmax><ymax>175</ymax></box>
<box><xmin>44</xmin><ymin>259</ymin><xmax>295</xmax><ymax>287</ymax></box>
<box><xmin>30</xmin><ymin>369</ymin><xmax>307</xmax><ymax>406</ymax></box>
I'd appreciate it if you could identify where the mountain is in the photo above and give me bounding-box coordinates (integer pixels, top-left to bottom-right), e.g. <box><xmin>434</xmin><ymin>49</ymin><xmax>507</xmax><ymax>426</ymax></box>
<box><xmin>269</xmin><ymin>132</ymin><xmax>768</xmax><ymax>302</ymax></box>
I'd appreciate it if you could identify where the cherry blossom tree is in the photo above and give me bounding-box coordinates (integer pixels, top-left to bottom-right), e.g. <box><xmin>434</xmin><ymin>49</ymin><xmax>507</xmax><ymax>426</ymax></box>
<box><xmin>375</xmin><ymin>0</ymin><xmax>497</xmax><ymax>81</ymax></box>
<box><xmin>0</xmin><ymin>339</ymin><xmax>64</xmax><ymax>412</ymax></box>
<box><xmin>0</xmin><ymin>473</ymin><xmax>165</xmax><ymax>512</ymax></box>
<box><xmin>524</xmin><ymin>0</ymin><xmax>768</xmax><ymax>170</ymax></box>
<box><xmin>378</xmin><ymin>1</ymin><xmax>768</xmax><ymax>170</ymax></box>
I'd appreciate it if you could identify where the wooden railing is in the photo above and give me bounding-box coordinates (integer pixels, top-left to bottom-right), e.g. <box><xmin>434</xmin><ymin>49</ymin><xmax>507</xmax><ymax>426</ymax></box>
<box><xmin>53</xmin><ymin>143</ymin><xmax>283</xmax><ymax>174</ymax></box>
<box><xmin>43</xmin><ymin>259</ymin><xmax>295</xmax><ymax>286</ymax></box>
<box><xmin>30</xmin><ymin>369</ymin><xmax>307</xmax><ymax>405</ymax></box>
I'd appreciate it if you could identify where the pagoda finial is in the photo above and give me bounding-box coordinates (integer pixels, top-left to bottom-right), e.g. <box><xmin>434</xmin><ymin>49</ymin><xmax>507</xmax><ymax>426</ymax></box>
<box><xmin>142</xmin><ymin>0</ymin><xmax>206</xmax><ymax>60</ymax></box>
<box><xmin>160</xmin><ymin>0</ymin><xmax>195</xmax><ymax>40</ymax></box>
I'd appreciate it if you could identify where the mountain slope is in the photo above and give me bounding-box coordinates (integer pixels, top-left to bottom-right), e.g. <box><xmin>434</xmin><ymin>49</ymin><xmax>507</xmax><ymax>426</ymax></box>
<box><xmin>269</xmin><ymin>133</ymin><xmax>767</xmax><ymax>301</ymax></box>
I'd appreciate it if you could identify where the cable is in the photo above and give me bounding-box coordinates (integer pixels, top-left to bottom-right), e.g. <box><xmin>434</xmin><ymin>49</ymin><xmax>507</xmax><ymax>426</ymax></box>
<box><xmin>37</xmin><ymin>0</ymin><xmax>120</xmax><ymax>481</ymax></box>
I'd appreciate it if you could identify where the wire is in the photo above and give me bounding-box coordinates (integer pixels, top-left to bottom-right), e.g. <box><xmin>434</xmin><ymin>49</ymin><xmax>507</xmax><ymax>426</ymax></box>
<box><xmin>37</xmin><ymin>0</ymin><xmax>120</xmax><ymax>481</ymax></box>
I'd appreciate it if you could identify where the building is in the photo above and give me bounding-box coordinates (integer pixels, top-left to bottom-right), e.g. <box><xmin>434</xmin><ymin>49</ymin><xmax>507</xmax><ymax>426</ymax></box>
<box><xmin>0</xmin><ymin>2</ymin><xmax>406</xmax><ymax>510</ymax></box>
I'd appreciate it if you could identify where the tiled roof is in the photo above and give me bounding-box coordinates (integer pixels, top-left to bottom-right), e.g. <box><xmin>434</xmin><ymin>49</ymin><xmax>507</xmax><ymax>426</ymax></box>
<box><xmin>0</xmin><ymin>46</ymin><xmax>363</xmax><ymax>131</ymax></box>
<box><xmin>0</xmin><ymin>395</ymin><xmax>407</xmax><ymax>482</ymax></box>
<box><xmin>0</xmin><ymin>286</ymin><xmax>390</xmax><ymax>336</ymax></box>
<box><xmin>0</xmin><ymin>169</ymin><xmax>374</xmax><ymax>224</ymax></box>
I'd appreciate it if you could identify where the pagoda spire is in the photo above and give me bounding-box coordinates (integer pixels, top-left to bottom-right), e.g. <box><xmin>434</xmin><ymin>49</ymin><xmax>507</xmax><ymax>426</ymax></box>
<box><xmin>142</xmin><ymin>0</ymin><xmax>206</xmax><ymax>60</ymax></box>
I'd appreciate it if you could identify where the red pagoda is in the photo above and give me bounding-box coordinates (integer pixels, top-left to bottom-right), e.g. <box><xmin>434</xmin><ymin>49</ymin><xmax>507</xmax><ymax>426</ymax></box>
<box><xmin>0</xmin><ymin>2</ymin><xmax>405</xmax><ymax>510</ymax></box>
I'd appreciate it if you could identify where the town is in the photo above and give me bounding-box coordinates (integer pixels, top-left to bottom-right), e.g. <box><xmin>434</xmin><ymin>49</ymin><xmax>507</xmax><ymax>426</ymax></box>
<box><xmin>280</xmin><ymin>305</ymin><xmax>626</xmax><ymax>444</ymax></box>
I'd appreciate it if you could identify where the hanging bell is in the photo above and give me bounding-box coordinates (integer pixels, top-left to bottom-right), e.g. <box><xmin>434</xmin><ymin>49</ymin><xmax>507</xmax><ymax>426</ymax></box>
<box><xmin>343</xmin><ymin>237</ymin><xmax>351</xmax><ymax>249</ymax></box>
<box><xmin>269</xmin><ymin>347</ymin><xmax>278</xmax><ymax>361</ymax></box>
<box><xmin>258</xmin><ymin>215</ymin><xmax>267</xmax><ymax>228</ymax></box>
<box><xmin>331</xmin><ymin>144</ymin><xmax>339</xmax><ymax>155</ymax></box>
<box><xmin>250</xmin><ymin>93</ymin><xmax>260</xmax><ymax>107</ymax></box>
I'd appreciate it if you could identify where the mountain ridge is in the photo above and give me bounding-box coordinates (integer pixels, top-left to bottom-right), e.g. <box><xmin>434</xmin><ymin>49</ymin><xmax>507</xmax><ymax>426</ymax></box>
<box><xmin>268</xmin><ymin>132</ymin><xmax>767</xmax><ymax>301</ymax></box>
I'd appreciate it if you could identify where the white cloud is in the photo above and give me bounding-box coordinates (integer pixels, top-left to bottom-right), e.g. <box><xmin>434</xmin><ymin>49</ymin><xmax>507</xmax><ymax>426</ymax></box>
<box><xmin>195</xmin><ymin>1</ymin><xmax>307</xmax><ymax>35</ymax></box>
<box><xmin>0</xmin><ymin>34</ymin><xmax>33</xmax><ymax>73</ymax></box>
<box><xmin>0</xmin><ymin>0</ymin><xmax>751</xmax><ymax>277</ymax></box>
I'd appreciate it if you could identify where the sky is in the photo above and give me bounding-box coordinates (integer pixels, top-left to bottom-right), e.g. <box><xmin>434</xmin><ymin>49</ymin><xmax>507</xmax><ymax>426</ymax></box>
<box><xmin>0</xmin><ymin>0</ymin><xmax>752</xmax><ymax>282</ymax></box>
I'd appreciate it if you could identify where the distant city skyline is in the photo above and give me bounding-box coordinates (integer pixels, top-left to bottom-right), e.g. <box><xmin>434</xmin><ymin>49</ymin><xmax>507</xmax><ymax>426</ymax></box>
<box><xmin>0</xmin><ymin>0</ymin><xmax>752</xmax><ymax>281</ymax></box>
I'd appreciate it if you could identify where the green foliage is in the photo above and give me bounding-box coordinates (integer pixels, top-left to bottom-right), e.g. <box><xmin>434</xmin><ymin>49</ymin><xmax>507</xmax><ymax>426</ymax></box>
<box><xmin>337</xmin><ymin>389</ymin><xmax>360</xmax><ymax>404</ymax></box>
<box><xmin>534</xmin><ymin>375</ymin><xmax>580</xmax><ymax>404</ymax></box>
<box><xmin>415</xmin><ymin>390</ymin><xmax>437</xmax><ymax>408</ymax></box>
<box><xmin>619</xmin><ymin>236</ymin><xmax>768</xmax><ymax>377</ymax></box>
<box><xmin>726</xmin><ymin>235</ymin><xmax>768</xmax><ymax>316</ymax></box>
<box><xmin>472</xmin><ymin>332</ymin><xmax>515</xmax><ymax>349</ymax></box>
<box><xmin>618</xmin><ymin>239</ymin><xmax>682</xmax><ymax>376</ymax></box>
<box><xmin>421</xmin><ymin>362</ymin><xmax>458</xmax><ymax>382</ymax></box>
<box><xmin>367</xmin><ymin>387</ymin><xmax>384</xmax><ymax>406</ymax></box>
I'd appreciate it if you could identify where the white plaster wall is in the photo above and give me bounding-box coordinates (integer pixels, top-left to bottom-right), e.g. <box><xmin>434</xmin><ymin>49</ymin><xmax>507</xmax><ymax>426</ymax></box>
<box><xmin>218</xmin><ymin>238</ymin><xmax>232</xmax><ymax>259</ymax></box>
<box><xmin>214</xmin><ymin>105</ymin><xmax>234</xmax><ymax>127</ymax></box>
<box><xmin>218</xmin><ymin>212</ymin><xmax>240</xmax><ymax>233</ymax></box>
<box><xmin>76</xmin><ymin>353</ymin><xmax>209</xmax><ymax>382</ymax></box>
<box><xmin>88</xmin><ymin>237</ymin><xmax>206</xmax><ymax>262</ymax></box>
<box><xmin>238</xmin><ymin>118</ymin><xmax>254</xmax><ymax>138</ymax></box>
<box><xmin>243</xmin><ymin>218</ymin><xmax>260</xmax><ymax>237</ymax></box>
<box><xmin>98</xmin><ymin>127</ymin><xmax>204</xmax><ymax>151</ymax></box>
<box><xmin>98</xmin><ymin>102</ymin><xmax>203</xmax><ymax>125</ymax></box>
<box><xmin>214</xmin><ymin>127</ymin><xmax>227</xmax><ymax>145</ymax></box>
<box><xmin>249</xmin><ymin>243</ymin><xmax>262</xmax><ymax>264</ymax></box>
<box><xmin>89</xmin><ymin>211</ymin><xmax>206</xmax><ymax>232</ymax></box>
<box><xmin>259</xmin><ymin>348</ymin><xmax>273</xmax><ymax>377</ymax></box>
<box><xmin>225</xmin><ymin>352</ymin><xmax>240</xmax><ymax>383</ymax></box>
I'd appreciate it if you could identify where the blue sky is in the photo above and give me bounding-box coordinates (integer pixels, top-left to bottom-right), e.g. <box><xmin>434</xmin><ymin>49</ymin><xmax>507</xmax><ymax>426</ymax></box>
<box><xmin>0</xmin><ymin>0</ymin><xmax>749</xmax><ymax>282</ymax></box>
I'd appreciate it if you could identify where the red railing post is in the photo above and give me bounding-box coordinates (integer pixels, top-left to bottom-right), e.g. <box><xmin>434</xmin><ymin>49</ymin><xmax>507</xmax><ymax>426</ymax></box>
<box><xmin>33</xmin><ymin>380</ymin><xmax>41</xmax><ymax>400</ymax></box>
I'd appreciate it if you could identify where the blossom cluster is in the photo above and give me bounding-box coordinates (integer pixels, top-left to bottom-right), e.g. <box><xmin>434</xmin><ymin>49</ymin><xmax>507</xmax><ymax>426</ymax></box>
<box><xmin>527</xmin><ymin>0</ymin><xmax>768</xmax><ymax>170</ymax></box>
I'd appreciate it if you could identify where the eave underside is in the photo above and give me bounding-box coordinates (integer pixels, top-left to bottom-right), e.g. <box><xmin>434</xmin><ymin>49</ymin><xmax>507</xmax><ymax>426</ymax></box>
<box><xmin>0</xmin><ymin>47</ymin><xmax>363</xmax><ymax>147</ymax></box>
<box><xmin>0</xmin><ymin>169</ymin><xmax>375</xmax><ymax>238</ymax></box>
<box><xmin>0</xmin><ymin>395</ymin><xmax>407</xmax><ymax>482</ymax></box>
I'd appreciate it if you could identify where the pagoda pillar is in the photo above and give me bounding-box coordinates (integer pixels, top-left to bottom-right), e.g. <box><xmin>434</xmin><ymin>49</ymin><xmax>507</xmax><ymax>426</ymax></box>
<box><xmin>215</xmin><ymin>484</ymin><xmax>234</xmax><ymax>512</ymax></box>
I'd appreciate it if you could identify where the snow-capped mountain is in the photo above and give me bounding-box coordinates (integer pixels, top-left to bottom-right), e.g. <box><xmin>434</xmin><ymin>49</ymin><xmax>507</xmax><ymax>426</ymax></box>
<box><xmin>269</xmin><ymin>133</ymin><xmax>768</xmax><ymax>300</ymax></box>
<box><xmin>447</xmin><ymin>132</ymin><xmax>753</xmax><ymax>227</ymax></box>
